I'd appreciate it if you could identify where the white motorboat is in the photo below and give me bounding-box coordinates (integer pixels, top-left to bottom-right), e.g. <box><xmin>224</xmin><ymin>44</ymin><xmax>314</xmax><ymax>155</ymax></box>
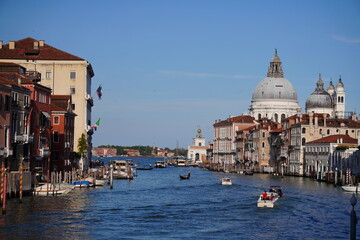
<box><xmin>34</xmin><ymin>183</ymin><xmax>73</xmax><ymax>196</ymax></box>
<box><xmin>95</xmin><ymin>179</ymin><xmax>107</xmax><ymax>186</ymax></box>
<box><xmin>257</xmin><ymin>186</ymin><xmax>283</xmax><ymax>208</ymax></box>
<box><xmin>341</xmin><ymin>184</ymin><xmax>359</xmax><ymax>192</ymax></box>
<box><xmin>220</xmin><ymin>177</ymin><xmax>232</xmax><ymax>185</ymax></box>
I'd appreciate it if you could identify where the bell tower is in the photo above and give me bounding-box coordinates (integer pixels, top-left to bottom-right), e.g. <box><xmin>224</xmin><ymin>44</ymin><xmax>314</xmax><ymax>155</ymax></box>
<box><xmin>335</xmin><ymin>76</ymin><xmax>345</xmax><ymax>118</ymax></box>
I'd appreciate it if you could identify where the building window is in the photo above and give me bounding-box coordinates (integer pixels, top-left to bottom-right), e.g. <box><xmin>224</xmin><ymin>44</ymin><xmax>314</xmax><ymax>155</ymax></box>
<box><xmin>274</xmin><ymin>113</ymin><xmax>278</xmax><ymax>122</ymax></box>
<box><xmin>46</xmin><ymin>71</ymin><xmax>51</xmax><ymax>79</ymax></box>
<box><xmin>319</xmin><ymin>129</ymin><xmax>322</xmax><ymax>134</ymax></box>
<box><xmin>302</xmin><ymin>128</ymin><xmax>306</xmax><ymax>134</ymax></box>
<box><xmin>199</xmin><ymin>143</ymin><xmax>202</xmax><ymax>146</ymax></box>
<box><xmin>281</xmin><ymin>114</ymin><xmax>286</xmax><ymax>121</ymax></box>
<box><xmin>262</xmin><ymin>132</ymin><xmax>265</xmax><ymax>138</ymax></box>
<box><xmin>258</xmin><ymin>114</ymin><xmax>261</xmax><ymax>119</ymax></box>
<box><xmin>70</xmin><ymin>86</ymin><xmax>76</xmax><ymax>95</ymax></box>
<box><xmin>327</xmin><ymin>129</ymin><xmax>330</xmax><ymax>135</ymax></box>
<box><xmin>302</xmin><ymin>137</ymin><xmax>306</xmax><ymax>145</ymax></box>
<box><xmin>54</xmin><ymin>116</ymin><xmax>60</xmax><ymax>125</ymax></box>
<box><xmin>5</xmin><ymin>95</ymin><xmax>10</xmax><ymax>111</ymax></box>
<box><xmin>262</xmin><ymin>142</ymin><xmax>265</xmax><ymax>148</ymax></box>
<box><xmin>346</xmin><ymin>130</ymin><xmax>348</xmax><ymax>135</ymax></box>
<box><xmin>53</xmin><ymin>131</ymin><xmax>59</xmax><ymax>143</ymax></box>
<box><xmin>71</xmin><ymin>104</ymin><xmax>75</xmax><ymax>110</ymax></box>
<box><xmin>70</xmin><ymin>71</ymin><xmax>76</xmax><ymax>80</ymax></box>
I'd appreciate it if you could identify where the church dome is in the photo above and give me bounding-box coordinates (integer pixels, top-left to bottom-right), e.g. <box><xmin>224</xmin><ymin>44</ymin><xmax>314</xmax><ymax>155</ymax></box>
<box><xmin>252</xmin><ymin>77</ymin><xmax>298</xmax><ymax>101</ymax></box>
<box><xmin>305</xmin><ymin>74</ymin><xmax>334</xmax><ymax>109</ymax></box>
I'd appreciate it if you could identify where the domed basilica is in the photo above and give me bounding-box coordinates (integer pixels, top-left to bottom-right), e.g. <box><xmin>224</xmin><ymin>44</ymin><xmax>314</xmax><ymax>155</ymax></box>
<box><xmin>249</xmin><ymin>49</ymin><xmax>301</xmax><ymax>122</ymax></box>
<box><xmin>249</xmin><ymin>50</ymin><xmax>346</xmax><ymax>121</ymax></box>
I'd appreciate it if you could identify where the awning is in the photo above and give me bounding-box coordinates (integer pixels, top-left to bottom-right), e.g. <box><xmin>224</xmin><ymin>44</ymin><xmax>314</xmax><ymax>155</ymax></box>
<box><xmin>41</xmin><ymin>111</ymin><xmax>51</xmax><ymax>119</ymax></box>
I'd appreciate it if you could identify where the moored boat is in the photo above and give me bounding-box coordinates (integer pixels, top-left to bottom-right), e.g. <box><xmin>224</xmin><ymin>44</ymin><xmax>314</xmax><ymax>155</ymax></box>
<box><xmin>34</xmin><ymin>183</ymin><xmax>73</xmax><ymax>196</ymax></box>
<box><xmin>155</xmin><ymin>161</ymin><xmax>166</xmax><ymax>168</ymax></box>
<box><xmin>73</xmin><ymin>181</ymin><xmax>91</xmax><ymax>188</ymax></box>
<box><xmin>341</xmin><ymin>184</ymin><xmax>359</xmax><ymax>192</ymax></box>
<box><xmin>257</xmin><ymin>186</ymin><xmax>283</xmax><ymax>208</ymax></box>
<box><xmin>220</xmin><ymin>177</ymin><xmax>232</xmax><ymax>185</ymax></box>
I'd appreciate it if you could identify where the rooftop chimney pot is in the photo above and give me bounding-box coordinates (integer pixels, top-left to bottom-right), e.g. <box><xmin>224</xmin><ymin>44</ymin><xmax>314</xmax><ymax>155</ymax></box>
<box><xmin>9</xmin><ymin>41</ymin><xmax>15</xmax><ymax>49</ymax></box>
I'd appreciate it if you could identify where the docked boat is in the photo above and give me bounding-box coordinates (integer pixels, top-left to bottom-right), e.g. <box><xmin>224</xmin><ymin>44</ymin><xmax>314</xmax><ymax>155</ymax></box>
<box><xmin>179</xmin><ymin>170</ymin><xmax>191</xmax><ymax>180</ymax></box>
<box><xmin>136</xmin><ymin>165</ymin><xmax>154</xmax><ymax>170</ymax></box>
<box><xmin>155</xmin><ymin>161</ymin><xmax>166</xmax><ymax>168</ymax></box>
<box><xmin>34</xmin><ymin>183</ymin><xmax>73</xmax><ymax>196</ymax></box>
<box><xmin>220</xmin><ymin>177</ymin><xmax>232</xmax><ymax>185</ymax></box>
<box><xmin>112</xmin><ymin>160</ymin><xmax>135</xmax><ymax>179</ymax></box>
<box><xmin>341</xmin><ymin>184</ymin><xmax>359</xmax><ymax>192</ymax></box>
<box><xmin>95</xmin><ymin>179</ymin><xmax>107</xmax><ymax>186</ymax></box>
<box><xmin>257</xmin><ymin>186</ymin><xmax>283</xmax><ymax>208</ymax></box>
<box><xmin>73</xmin><ymin>181</ymin><xmax>91</xmax><ymax>188</ymax></box>
<box><xmin>176</xmin><ymin>159</ymin><xmax>187</xmax><ymax>167</ymax></box>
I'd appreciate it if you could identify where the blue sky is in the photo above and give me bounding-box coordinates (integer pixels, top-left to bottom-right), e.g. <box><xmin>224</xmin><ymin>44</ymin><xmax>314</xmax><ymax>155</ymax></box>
<box><xmin>1</xmin><ymin>0</ymin><xmax>360</xmax><ymax>148</ymax></box>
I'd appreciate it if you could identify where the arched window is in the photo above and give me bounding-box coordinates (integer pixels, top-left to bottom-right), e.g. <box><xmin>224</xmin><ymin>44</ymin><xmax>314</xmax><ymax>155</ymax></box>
<box><xmin>281</xmin><ymin>114</ymin><xmax>286</xmax><ymax>121</ymax></box>
<box><xmin>319</xmin><ymin>129</ymin><xmax>322</xmax><ymax>134</ymax></box>
<box><xmin>198</xmin><ymin>142</ymin><xmax>202</xmax><ymax>146</ymax></box>
<box><xmin>346</xmin><ymin>130</ymin><xmax>348</xmax><ymax>135</ymax></box>
<box><xmin>258</xmin><ymin>114</ymin><xmax>261</xmax><ymax>119</ymax></box>
<box><xmin>302</xmin><ymin>128</ymin><xmax>306</xmax><ymax>134</ymax></box>
<box><xmin>279</xmin><ymin>92</ymin><xmax>281</xmax><ymax>98</ymax></box>
<box><xmin>327</xmin><ymin>129</ymin><xmax>330</xmax><ymax>135</ymax></box>
<box><xmin>274</xmin><ymin>113</ymin><xmax>278</xmax><ymax>122</ymax></box>
<box><xmin>195</xmin><ymin>153</ymin><xmax>200</xmax><ymax>161</ymax></box>
<box><xmin>302</xmin><ymin>137</ymin><xmax>306</xmax><ymax>145</ymax></box>
<box><xmin>262</xmin><ymin>142</ymin><xmax>265</xmax><ymax>148</ymax></box>
<box><xmin>341</xmin><ymin>96</ymin><xmax>344</xmax><ymax>103</ymax></box>
<box><xmin>262</xmin><ymin>132</ymin><xmax>265</xmax><ymax>138</ymax></box>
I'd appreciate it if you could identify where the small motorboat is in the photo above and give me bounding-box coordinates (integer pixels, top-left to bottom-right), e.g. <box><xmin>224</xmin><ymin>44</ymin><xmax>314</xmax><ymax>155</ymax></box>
<box><xmin>95</xmin><ymin>179</ymin><xmax>107</xmax><ymax>186</ymax></box>
<box><xmin>220</xmin><ymin>177</ymin><xmax>232</xmax><ymax>185</ymax></box>
<box><xmin>155</xmin><ymin>161</ymin><xmax>166</xmax><ymax>168</ymax></box>
<box><xmin>73</xmin><ymin>181</ymin><xmax>91</xmax><ymax>188</ymax></box>
<box><xmin>257</xmin><ymin>186</ymin><xmax>283</xmax><ymax>208</ymax></box>
<box><xmin>34</xmin><ymin>183</ymin><xmax>73</xmax><ymax>196</ymax></box>
<box><xmin>136</xmin><ymin>165</ymin><xmax>154</xmax><ymax>170</ymax></box>
<box><xmin>179</xmin><ymin>170</ymin><xmax>191</xmax><ymax>180</ymax></box>
<box><xmin>342</xmin><ymin>184</ymin><xmax>359</xmax><ymax>192</ymax></box>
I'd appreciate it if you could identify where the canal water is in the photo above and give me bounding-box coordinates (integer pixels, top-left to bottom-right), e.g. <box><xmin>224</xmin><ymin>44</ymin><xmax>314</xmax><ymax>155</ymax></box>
<box><xmin>0</xmin><ymin>157</ymin><xmax>358</xmax><ymax>239</ymax></box>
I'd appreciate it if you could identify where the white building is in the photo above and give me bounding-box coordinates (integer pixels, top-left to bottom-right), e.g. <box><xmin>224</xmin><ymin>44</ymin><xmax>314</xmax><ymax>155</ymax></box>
<box><xmin>249</xmin><ymin>49</ymin><xmax>301</xmax><ymax>122</ymax></box>
<box><xmin>187</xmin><ymin>128</ymin><xmax>208</xmax><ymax>163</ymax></box>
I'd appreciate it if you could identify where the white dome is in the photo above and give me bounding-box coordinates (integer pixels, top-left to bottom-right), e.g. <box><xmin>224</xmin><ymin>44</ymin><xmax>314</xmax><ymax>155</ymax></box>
<box><xmin>252</xmin><ymin>77</ymin><xmax>298</xmax><ymax>101</ymax></box>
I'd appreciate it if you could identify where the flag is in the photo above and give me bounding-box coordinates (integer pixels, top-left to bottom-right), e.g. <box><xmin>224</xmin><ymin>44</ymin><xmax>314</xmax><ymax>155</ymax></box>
<box><xmin>25</xmin><ymin>108</ymin><xmax>33</xmax><ymax>128</ymax></box>
<box><xmin>92</xmin><ymin>118</ymin><xmax>101</xmax><ymax>131</ymax></box>
<box><xmin>96</xmin><ymin>85</ymin><xmax>102</xmax><ymax>100</ymax></box>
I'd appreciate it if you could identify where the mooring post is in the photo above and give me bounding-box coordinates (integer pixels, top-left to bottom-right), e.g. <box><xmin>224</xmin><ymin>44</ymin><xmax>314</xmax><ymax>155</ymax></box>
<box><xmin>350</xmin><ymin>193</ymin><xmax>358</xmax><ymax>240</ymax></box>
<box><xmin>110</xmin><ymin>164</ymin><xmax>113</xmax><ymax>189</ymax></box>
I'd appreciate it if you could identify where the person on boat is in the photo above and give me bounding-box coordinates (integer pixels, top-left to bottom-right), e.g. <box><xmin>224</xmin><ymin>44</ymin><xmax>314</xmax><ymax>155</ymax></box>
<box><xmin>270</xmin><ymin>193</ymin><xmax>274</xmax><ymax>200</ymax></box>
<box><xmin>262</xmin><ymin>191</ymin><xmax>268</xmax><ymax>200</ymax></box>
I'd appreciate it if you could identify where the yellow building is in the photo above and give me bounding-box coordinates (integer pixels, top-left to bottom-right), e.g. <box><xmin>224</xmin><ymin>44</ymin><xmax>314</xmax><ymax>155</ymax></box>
<box><xmin>0</xmin><ymin>38</ymin><xmax>95</xmax><ymax>170</ymax></box>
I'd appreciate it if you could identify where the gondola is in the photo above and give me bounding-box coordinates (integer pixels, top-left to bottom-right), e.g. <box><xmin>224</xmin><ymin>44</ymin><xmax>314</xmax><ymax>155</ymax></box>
<box><xmin>179</xmin><ymin>170</ymin><xmax>191</xmax><ymax>180</ymax></box>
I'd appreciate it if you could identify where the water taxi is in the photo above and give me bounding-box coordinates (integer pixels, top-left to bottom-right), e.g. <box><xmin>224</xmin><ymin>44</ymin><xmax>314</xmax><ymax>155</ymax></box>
<box><xmin>155</xmin><ymin>161</ymin><xmax>166</xmax><ymax>168</ymax></box>
<box><xmin>341</xmin><ymin>184</ymin><xmax>359</xmax><ymax>192</ymax></box>
<box><xmin>257</xmin><ymin>186</ymin><xmax>283</xmax><ymax>208</ymax></box>
<box><xmin>220</xmin><ymin>177</ymin><xmax>232</xmax><ymax>185</ymax></box>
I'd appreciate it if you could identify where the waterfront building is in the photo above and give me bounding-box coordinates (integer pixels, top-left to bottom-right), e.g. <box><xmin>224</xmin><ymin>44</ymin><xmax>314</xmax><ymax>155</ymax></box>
<box><xmin>156</xmin><ymin>149</ymin><xmax>174</xmax><ymax>158</ymax></box>
<box><xmin>249</xmin><ymin>50</ymin><xmax>301</xmax><ymax>122</ymax></box>
<box><xmin>50</xmin><ymin>95</ymin><xmax>76</xmax><ymax>172</ymax></box>
<box><xmin>0</xmin><ymin>71</ymin><xmax>31</xmax><ymax>171</ymax></box>
<box><xmin>211</xmin><ymin>115</ymin><xmax>256</xmax><ymax>171</ymax></box>
<box><xmin>304</xmin><ymin>134</ymin><xmax>358</xmax><ymax>180</ymax></box>
<box><xmin>187</xmin><ymin>128</ymin><xmax>209</xmax><ymax>164</ymax></box>
<box><xmin>235</xmin><ymin>119</ymin><xmax>278</xmax><ymax>172</ymax></box>
<box><xmin>273</xmin><ymin>113</ymin><xmax>360</xmax><ymax>176</ymax></box>
<box><xmin>305</xmin><ymin>74</ymin><xmax>346</xmax><ymax>118</ymax></box>
<box><xmin>92</xmin><ymin>147</ymin><xmax>117</xmax><ymax>157</ymax></box>
<box><xmin>0</xmin><ymin>38</ymin><xmax>95</xmax><ymax>171</ymax></box>
<box><xmin>124</xmin><ymin>149</ymin><xmax>140</xmax><ymax>157</ymax></box>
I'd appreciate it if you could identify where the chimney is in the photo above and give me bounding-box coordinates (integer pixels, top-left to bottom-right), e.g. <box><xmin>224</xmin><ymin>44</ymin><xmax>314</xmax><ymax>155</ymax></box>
<box><xmin>309</xmin><ymin>112</ymin><xmax>313</xmax><ymax>126</ymax></box>
<box><xmin>314</xmin><ymin>115</ymin><xmax>318</xmax><ymax>126</ymax></box>
<box><xmin>323</xmin><ymin>114</ymin><xmax>327</xmax><ymax>127</ymax></box>
<box><xmin>39</xmin><ymin>40</ymin><xmax>45</xmax><ymax>47</ymax></box>
<box><xmin>33</xmin><ymin>41</ymin><xmax>39</xmax><ymax>49</ymax></box>
<box><xmin>9</xmin><ymin>41</ymin><xmax>15</xmax><ymax>49</ymax></box>
<box><xmin>0</xmin><ymin>41</ymin><xmax>2</xmax><ymax>49</ymax></box>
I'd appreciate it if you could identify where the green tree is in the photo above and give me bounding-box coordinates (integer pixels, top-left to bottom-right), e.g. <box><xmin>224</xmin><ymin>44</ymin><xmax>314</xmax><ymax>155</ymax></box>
<box><xmin>77</xmin><ymin>133</ymin><xmax>87</xmax><ymax>157</ymax></box>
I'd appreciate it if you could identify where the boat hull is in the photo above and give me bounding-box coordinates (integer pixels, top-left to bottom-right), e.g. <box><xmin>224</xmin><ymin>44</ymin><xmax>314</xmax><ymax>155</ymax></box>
<box><xmin>341</xmin><ymin>185</ymin><xmax>359</xmax><ymax>192</ymax></box>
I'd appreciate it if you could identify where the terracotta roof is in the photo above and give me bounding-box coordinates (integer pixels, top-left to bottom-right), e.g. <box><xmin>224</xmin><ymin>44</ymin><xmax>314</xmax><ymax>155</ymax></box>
<box><xmin>270</xmin><ymin>128</ymin><xmax>282</xmax><ymax>133</ymax></box>
<box><xmin>0</xmin><ymin>38</ymin><xmax>84</xmax><ymax>61</ymax></box>
<box><xmin>307</xmin><ymin>134</ymin><xmax>357</xmax><ymax>144</ymax></box>
<box><xmin>214</xmin><ymin>115</ymin><xmax>255</xmax><ymax>126</ymax></box>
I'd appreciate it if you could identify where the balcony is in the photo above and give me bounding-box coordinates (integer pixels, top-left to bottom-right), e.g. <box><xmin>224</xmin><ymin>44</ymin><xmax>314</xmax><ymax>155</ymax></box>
<box><xmin>3</xmin><ymin>148</ymin><xmax>13</xmax><ymax>157</ymax></box>
<box><xmin>25</xmin><ymin>71</ymin><xmax>41</xmax><ymax>82</ymax></box>
<box><xmin>85</xmin><ymin>94</ymin><xmax>94</xmax><ymax>106</ymax></box>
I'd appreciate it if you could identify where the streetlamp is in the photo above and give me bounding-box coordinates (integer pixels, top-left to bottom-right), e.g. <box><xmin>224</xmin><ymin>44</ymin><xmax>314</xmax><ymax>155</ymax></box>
<box><xmin>350</xmin><ymin>193</ymin><xmax>358</xmax><ymax>240</ymax></box>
